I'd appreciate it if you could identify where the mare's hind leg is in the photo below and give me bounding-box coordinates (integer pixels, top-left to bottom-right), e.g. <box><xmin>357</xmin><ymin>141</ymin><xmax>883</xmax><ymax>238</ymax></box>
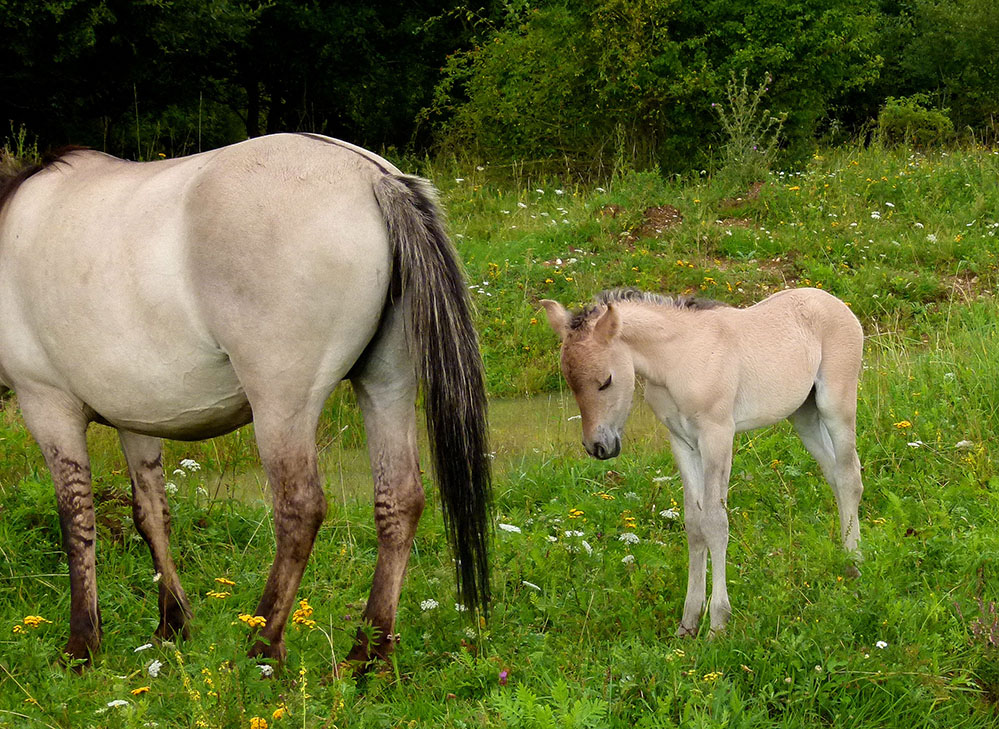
<box><xmin>118</xmin><ymin>431</ymin><xmax>192</xmax><ymax>640</ymax></box>
<box><xmin>19</xmin><ymin>392</ymin><xmax>101</xmax><ymax>665</ymax></box>
<box><xmin>246</xmin><ymin>406</ymin><xmax>328</xmax><ymax>664</ymax></box>
<box><xmin>344</xmin><ymin>313</ymin><xmax>424</xmax><ymax>668</ymax></box>
<box><xmin>791</xmin><ymin>386</ymin><xmax>863</xmax><ymax>561</ymax></box>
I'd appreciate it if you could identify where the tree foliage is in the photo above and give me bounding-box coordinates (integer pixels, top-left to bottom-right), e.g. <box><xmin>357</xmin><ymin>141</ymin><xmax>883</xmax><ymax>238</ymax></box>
<box><xmin>1</xmin><ymin>0</ymin><xmax>996</xmax><ymax>168</ymax></box>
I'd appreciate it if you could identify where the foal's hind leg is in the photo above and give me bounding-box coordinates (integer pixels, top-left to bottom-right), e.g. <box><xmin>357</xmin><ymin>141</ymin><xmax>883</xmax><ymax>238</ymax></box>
<box><xmin>118</xmin><ymin>431</ymin><xmax>192</xmax><ymax>640</ymax></box>
<box><xmin>791</xmin><ymin>386</ymin><xmax>863</xmax><ymax>561</ymax></box>
<box><xmin>344</xmin><ymin>318</ymin><xmax>424</xmax><ymax>668</ymax></box>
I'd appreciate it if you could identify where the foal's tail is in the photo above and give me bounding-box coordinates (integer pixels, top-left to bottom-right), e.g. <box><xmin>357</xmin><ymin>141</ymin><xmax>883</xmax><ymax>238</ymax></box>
<box><xmin>373</xmin><ymin>174</ymin><xmax>492</xmax><ymax>613</ymax></box>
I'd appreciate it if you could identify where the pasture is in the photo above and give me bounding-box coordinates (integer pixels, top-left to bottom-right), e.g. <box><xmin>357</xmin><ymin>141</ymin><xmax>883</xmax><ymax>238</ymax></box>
<box><xmin>2</xmin><ymin>143</ymin><xmax>999</xmax><ymax>728</ymax></box>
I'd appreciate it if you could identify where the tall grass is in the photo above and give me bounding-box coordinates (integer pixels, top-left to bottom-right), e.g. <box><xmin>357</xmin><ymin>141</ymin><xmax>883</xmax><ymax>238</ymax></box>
<box><xmin>2</xmin><ymin>143</ymin><xmax>999</xmax><ymax>727</ymax></box>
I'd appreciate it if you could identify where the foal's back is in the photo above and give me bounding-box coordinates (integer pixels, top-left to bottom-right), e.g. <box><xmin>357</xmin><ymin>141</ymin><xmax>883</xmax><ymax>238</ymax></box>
<box><xmin>717</xmin><ymin>288</ymin><xmax>862</xmax><ymax>431</ymax></box>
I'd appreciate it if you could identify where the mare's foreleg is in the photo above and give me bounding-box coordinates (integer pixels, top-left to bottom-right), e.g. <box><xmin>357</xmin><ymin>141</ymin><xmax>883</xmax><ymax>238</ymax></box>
<box><xmin>344</xmin><ymin>371</ymin><xmax>424</xmax><ymax>668</ymax></box>
<box><xmin>119</xmin><ymin>430</ymin><xmax>192</xmax><ymax>640</ymax></box>
<box><xmin>20</xmin><ymin>393</ymin><xmax>100</xmax><ymax>665</ymax></box>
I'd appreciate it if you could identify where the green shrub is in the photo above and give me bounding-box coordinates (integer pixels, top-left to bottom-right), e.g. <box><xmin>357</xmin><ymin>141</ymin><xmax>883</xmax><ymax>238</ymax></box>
<box><xmin>877</xmin><ymin>94</ymin><xmax>954</xmax><ymax>147</ymax></box>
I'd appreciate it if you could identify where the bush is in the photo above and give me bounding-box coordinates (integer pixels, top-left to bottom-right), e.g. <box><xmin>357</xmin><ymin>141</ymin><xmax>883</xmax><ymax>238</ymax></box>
<box><xmin>877</xmin><ymin>94</ymin><xmax>954</xmax><ymax>147</ymax></box>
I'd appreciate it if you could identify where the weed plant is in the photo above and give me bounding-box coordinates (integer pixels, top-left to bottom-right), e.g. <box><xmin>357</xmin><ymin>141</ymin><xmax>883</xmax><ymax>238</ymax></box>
<box><xmin>2</xmin><ymin>143</ymin><xmax>999</xmax><ymax>727</ymax></box>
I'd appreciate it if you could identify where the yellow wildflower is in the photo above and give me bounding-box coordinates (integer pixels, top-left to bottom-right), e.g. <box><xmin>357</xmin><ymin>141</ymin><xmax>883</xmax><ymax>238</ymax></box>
<box><xmin>131</xmin><ymin>686</ymin><xmax>151</xmax><ymax>695</ymax></box>
<box><xmin>215</xmin><ymin>577</ymin><xmax>236</xmax><ymax>586</ymax></box>
<box><xmin>893</xmin><ymin>420</ymin><xmax>912</xmax><ymax>429</ymax></box>
<box><xmin>292</xmin><ymin>599</ymin><xmax>316</xmax><ymax>629</ymax></box>
<box><xmin>249</xmin><ymin>718</ymin><xmax>269</xmax><ymax>729</ymax></box>
<box><xmin>272</xmin><ymin>704</ymin><xmax>288</xmax><ymax>720</ymax></box>
<box><xmin>22</xmin><ymin>615</ymin><xmax>52</xmax><ymax>628</ymax></box>
<box><xmin>238</xmin><ymin>614</ymin><xmax>267</xmax><ymax>629</ymax></box>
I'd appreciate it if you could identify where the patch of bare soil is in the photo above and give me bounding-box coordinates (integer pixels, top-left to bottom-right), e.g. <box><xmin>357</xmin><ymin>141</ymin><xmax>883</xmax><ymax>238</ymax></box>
<box><xmin>718</xmin><ymin>181</ymin><xmax>765</xmax><ymax>211</ymax></box>
<box><xmin>715</xmin><ymin>217</ymin><xmax>753</xmax><ymax>228</ymax></box>
<box><xmin>945</xmin><ymin>271</ymin><xmax>991</xmax><ymax>302</ymax></box>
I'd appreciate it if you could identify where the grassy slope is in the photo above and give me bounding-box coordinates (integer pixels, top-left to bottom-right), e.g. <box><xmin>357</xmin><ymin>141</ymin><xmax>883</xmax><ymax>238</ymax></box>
<box><xmin>2</xmin><ymin>145</ymin><xmax>999</xmax><ymax>727</ymax></box>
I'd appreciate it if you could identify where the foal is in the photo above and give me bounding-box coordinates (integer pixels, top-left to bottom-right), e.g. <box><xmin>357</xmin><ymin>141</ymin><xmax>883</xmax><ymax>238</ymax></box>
<box><xmin>541</xmin><ymin>287</ymin><xmax>864</xmax><ymax>637</ymax></box>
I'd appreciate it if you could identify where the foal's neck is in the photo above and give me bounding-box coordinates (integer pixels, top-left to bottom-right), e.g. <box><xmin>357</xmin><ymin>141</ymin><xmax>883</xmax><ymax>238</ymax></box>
<box><xmin>616</xmin><ymin>301</ymin><xmax>699</xmax><ymax>382</ymax></box>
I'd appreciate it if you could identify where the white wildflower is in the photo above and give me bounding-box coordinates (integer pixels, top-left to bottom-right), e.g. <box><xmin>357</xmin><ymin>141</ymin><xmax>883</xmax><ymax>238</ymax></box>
<box><xmin>955</xmin><ymin>440</ymin><xmax>975</xmax><ymax>450</ymax></box>
<box><xmin>420</xmin><ymin>599</ymin><xmax>439</xmax><ymax>611</ymax></box>
<box><xmin>624</xmin><ymin>492</ymin><xmax>639</xmax><ymax>500</ymax></box>
<box><xmin>517</xmin><ymin>202</ymin><xmax>528</xmax><ymax>209</ymax></box>
<box><xmin>464</xmin><ymin>627</ymin><xmax>477</xmax><ymax>639</ymax></box>
<box><xmin>619</xmin><ymin>532</ymin><xmax>640</xmax><ymax>544</ymax></box>
<box><xmin>164</xmin><ymin>481</ymin><xmax>178</xmax><ymax>495</ymax></box>
<box><xmin>455</xmin><ymin>178</ymin><xmax>465</xmax><ymax>183</ymax></box>
<box><xmin>172</xmin><ymin>469</ymin><xmax>186</xmax><ymax>477</ymax></box>
<box><xmin>258</xmin><ymin>664</ymin><xmax>274</xmax><ymax>677</ymax></box>
<box><xmin>596</xmin><ymin>187</ymin><xmax>606</xmax><ymax>193</ymax></box>
<box><xmin>944</xmin><ymin>372</ymin><xmax>956</xmax><ymax>382</ymax></box>
<box><xmin>555</xmin><ymin>189</ymin><xmax>564</xmax><ymax>195</ymax></box>
<box><xmin>498</xmin><ymin>523</ymin><xmax>521</xmax><ymax>533</ymax></box>
<box><xmin>147</xmin><ymin>659</ymin><xmax>163</xmax><ymax>677</ymax></box>
<box><xmin>564</xmin><ymin>530</ymin><xmax>585</xmax><ymax>538</ymax></box>
<box><xmin>885</xmin><ymin>202</ymin><xmax>895</xmax><ymax>208</ymax></box>
<box><xmin>914</xmin><ymin>222</ymin><xmax>924</xmax><ymax>228</ymax></box>
<box><xmin>107</xmin><ymin>699</ymin><xmax>129</xmax><ymax>708</ymax></box>
<box><xmin>535</xmin><ymin>189</ymin><xmax>544</xmax><ymax>194</ymax></box>
<box><xmin>476</xmin><ymin>165</ymin><xmax>485</xmax><ymax>171</ymax></box>
<box><xmin>152</xmin><ymin>572</ymin><xmax>161</xmax><ymax>583</ymax></box>
<box><xmin>651</xmin><ymin>476</ymin><xmax>673</xmax><ymax>483</ymax></box>
<box><xmin>547</xmin><ymin>535</ymin><xmax>557</xmax><ymax>542</ymax></box>
<box><xmin>521</xmin><ymin>581</ymin><xmax>541</xmax><ymax>591</ymax></box>
<box><xmin>567</xmin><ymin>415</ymin><xmax>581</xmax><ymax>421</ymax></box>
<box><xmin>179</xmin><ymin>458</ymin><xmax>201</xmax><ymax>471</ymax></box>
<box><xmin>660</xmin><ymin>508</ymin><xmax>680</xmax><ymax>520</ymax></box>
<box><xmin>621</xmin><ymin>554</ymin><xmax>635</xmax><ymax>565</ymax></box>
<box><xmin>907</xmin><ymin>441</ymin><xmax>924</xmax><ymax>448</ymax></box>
<box><xmin>875</xmin><ymin>640</ymin><xmax>888</xmax><ymax>649</ymax></box>
<box><xmin>134</xmin><ymin>643</ymin><xmax>154</xmax><ymax>653</ymax></box>
<box><xmin>870</xmin><ymin>211</ymin><xmax>881</xmax><ymax>220</ymax></box>
<box><xmin>455</xmin><ymin>603</ymin><xmax>468</xmax><ymax>612</ymax></box>
<box><xmin>581</xmin><ymin>540</ymin><xmax>592</xmax><ymax>554</ymax></box>
<box><xmin>926</xmin><ymin>233</ymin><xmax>938</xmax><ymax>243</ymax></box>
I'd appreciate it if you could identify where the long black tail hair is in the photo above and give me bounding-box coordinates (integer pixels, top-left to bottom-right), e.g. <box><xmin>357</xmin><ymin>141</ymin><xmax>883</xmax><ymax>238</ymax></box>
<box><xmin>373</xmin><ymin>173</ymin><xmax>492</xmax><ymax>613</ymax></box>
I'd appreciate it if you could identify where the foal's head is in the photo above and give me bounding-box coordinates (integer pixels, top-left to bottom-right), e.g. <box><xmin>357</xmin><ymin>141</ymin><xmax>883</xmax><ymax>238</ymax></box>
<box><xmin>541</xmin><ymin>299</ymin><xmax>635</xmax><ymax>460</ymax></box>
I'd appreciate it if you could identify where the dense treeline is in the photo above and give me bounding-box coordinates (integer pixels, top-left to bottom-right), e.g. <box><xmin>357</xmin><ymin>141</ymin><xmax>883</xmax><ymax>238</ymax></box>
<box><xmin>1</xmin><ymin>0</ymin><xmax>996</xmax><ymax>171</ymax></box>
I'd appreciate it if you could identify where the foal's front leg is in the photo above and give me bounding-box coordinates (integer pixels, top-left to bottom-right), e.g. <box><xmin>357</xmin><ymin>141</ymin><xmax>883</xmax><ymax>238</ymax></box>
<box><xmin>119</xmin><ymin>431</ymin><xmax>192</xmax><ymax>641</ymax></box>
<box><xmin>671</xmin><ymin>423</ymin><xmax>734</xmax><ymax>636</ymax></box>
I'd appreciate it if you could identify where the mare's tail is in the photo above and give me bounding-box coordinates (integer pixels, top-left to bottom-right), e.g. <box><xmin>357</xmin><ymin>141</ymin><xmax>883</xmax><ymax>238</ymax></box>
<box><xmin>372</xmin><ymin>174</ymin><xmax>492</xmax><ymax>613</ymax></box>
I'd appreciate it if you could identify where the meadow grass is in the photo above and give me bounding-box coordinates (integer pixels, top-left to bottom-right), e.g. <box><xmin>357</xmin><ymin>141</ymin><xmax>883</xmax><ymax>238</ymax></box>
<box><xmin>2</xmin><ymin>144</ymin><xmax>999</xmax><ymax>727</ymax></box>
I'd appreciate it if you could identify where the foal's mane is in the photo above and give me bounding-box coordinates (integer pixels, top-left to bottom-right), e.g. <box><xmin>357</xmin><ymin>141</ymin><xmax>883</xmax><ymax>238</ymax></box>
<box><xmin>0</xmin><ymin>146</ymin><xmax>88</xmax><ymax>215</ymax></box>
<box><xmin>569</xmin><ymin>287</ymin><xmax>730</xmax><ymax>330</ymax></box>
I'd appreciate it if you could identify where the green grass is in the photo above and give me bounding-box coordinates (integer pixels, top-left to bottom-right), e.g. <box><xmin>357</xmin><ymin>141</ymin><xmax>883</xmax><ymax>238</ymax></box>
<box><xmin>3</xmin><ymin>143</ymin><xmax>999</xmax><ymax>727</ymax></box>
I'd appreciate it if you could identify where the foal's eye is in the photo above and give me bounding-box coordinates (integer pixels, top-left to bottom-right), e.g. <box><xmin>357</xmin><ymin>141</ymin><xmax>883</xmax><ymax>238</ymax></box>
<box><xmin>598</xmin><ymin>375</ymin><xmax>613</xmax><ymax>391</ymax></box>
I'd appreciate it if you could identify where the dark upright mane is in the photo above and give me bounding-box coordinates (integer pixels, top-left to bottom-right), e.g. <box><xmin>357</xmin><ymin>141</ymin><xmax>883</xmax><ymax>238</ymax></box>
<box><xmin>569</xmin><ymin>287</ymin><xmax>730</xmax><ymax>330</ymax></box>
<box><xmin>0</xmin><ymin>147</ymin><xmax>88</xmax><ymax>216</ymax></box>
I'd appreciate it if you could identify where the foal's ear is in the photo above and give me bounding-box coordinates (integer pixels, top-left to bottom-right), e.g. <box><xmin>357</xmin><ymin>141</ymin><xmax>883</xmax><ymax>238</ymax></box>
<box><xmin>539</xmin><ymin>299</ymin><xmax>571</xmax><ymax>341</ymax></box>
<box><xmin>593</xmin><ymin>304</ymin><xmax>621</xmax><ymax>344</ymax></box>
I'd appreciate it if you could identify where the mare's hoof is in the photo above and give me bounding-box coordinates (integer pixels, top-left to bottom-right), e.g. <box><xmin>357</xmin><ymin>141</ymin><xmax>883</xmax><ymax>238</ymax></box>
<box><xmin>61</xmin><ymin>635</ymin><xmax>99</xmax><ymax>671</ymax></box>
<box><xmin>156</xmin><ymin>599</ymin><xmax>193</xmax><ymax>641</ymax></box>
<box><xmin>248</xmin><ymin>639</ymin><xmax>287</xmax><ymax>665</ymax></box>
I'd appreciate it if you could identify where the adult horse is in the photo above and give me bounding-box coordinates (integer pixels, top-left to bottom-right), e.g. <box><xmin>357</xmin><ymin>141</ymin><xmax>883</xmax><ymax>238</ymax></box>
<box><xmin>0</xmin><ymin>133</ymin><xmax>491</xmax><ymax>668</ymax></box>
<box><xmin>541</xmin><ymin>287</ymin><xmax>863</xmax><ymax>637</ymax></box>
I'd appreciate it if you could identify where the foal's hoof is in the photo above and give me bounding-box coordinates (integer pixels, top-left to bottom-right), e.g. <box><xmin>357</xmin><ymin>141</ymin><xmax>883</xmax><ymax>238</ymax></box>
<box><xmin>676</xmin><ymin>624</ymin><xmax>698</xmax><ymax>639</ymax></box>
